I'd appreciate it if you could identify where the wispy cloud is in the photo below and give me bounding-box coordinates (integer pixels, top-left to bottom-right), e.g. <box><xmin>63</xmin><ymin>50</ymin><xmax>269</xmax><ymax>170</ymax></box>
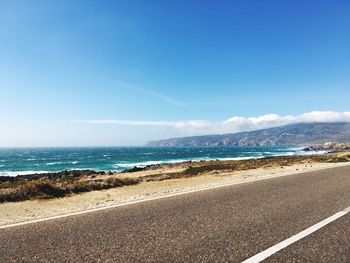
<box><xmin>70</xmin><ymin>111</ymin><xmax>350</xmax><ymax>135</ymax></box>
<box><xmin>127</xmin><ymin>85</ymin><xmax>186</xmax><ymax>107</ymax></box>
<box><xmin>70</xmin><ymin>119</ymin><xmax>211</xmax><ymax>132</ymax></box>
<box><xmin>71</xmin><ymin>119</ymin><xmax>177</xmax><ymax>126</ymax></box>
<box><xmin>104</xmin><ymin>78</ymin><xmax>185</xmax><ymax>106</ymax></box>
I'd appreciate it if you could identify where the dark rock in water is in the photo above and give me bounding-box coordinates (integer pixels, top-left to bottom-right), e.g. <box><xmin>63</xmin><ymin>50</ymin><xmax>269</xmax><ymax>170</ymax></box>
<box><xmin>121</xmin><ymin>162</ymin><xmax>179</xmax><ymax>173</ymax></box>
<box><xmin>122</xmin><ymin>166</ymin><xmax>145</xmax><ymax>173</ymax></box>
<box><xmin>145</xmin><ymin>164</ymin><xmax>163</xmax><ymax>170</ymax></box>
<box><xmin>302</xmin><ymin>147</ymin><xmax>312</xmax><ymax>151</ymax></box>
<box><xmin>302</xmin><ymin>143</ymin><xmax>350</xmax><ymax>152</ymax></box>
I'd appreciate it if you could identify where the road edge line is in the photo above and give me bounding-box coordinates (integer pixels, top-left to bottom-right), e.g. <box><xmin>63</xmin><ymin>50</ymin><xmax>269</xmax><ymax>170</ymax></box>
<box><xmin>1</xmin><ymin>163</ymin><xmax>349</xmax><ymax>229</ymax></box>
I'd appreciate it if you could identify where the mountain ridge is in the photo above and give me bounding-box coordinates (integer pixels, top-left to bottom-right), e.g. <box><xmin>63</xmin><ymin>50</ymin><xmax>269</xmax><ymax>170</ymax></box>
<box><xmin>146</xmin><ymin>122</ymin><xmax>350</xmax><ymax>147</ymax></box>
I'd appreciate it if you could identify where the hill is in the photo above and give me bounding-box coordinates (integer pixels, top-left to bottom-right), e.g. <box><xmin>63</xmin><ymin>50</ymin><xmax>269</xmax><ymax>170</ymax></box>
<box><xmin>146</xmin><ymin>122</ymin><xmax>350</xmax><ymax>147</ymax></box>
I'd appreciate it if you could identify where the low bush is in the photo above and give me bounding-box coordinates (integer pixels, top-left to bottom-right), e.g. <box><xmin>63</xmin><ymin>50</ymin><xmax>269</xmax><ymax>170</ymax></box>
<box><xmin>0</xmin><ymin>177</ymin><xmax>139</xmax><ymax>203</ymax></box>
<box><xmin>327</xmin><ymin>152</ymin><xmax>350</xmax><ymax>163</ymax></box>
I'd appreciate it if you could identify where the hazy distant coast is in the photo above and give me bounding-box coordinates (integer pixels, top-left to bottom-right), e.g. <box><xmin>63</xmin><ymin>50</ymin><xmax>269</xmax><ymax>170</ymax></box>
<box><xmin>147</xmin><ymin>122</ymin><xmax>350</xmax><ymax>147</ymax></box>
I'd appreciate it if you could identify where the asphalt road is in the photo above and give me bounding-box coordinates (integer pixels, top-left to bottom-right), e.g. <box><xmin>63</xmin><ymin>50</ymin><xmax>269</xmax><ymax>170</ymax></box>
<box><xmin>1</xmin><ymin>165</ymin><xmax>350</xmax><ymax>262</ymax></box>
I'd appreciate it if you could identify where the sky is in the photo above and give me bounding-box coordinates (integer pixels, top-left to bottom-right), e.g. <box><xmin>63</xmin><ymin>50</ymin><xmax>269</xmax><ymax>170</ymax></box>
<box><xmin>0</xmin><ymin>0</ymin><xmax>349</xmax><ymax>146</ymax></box>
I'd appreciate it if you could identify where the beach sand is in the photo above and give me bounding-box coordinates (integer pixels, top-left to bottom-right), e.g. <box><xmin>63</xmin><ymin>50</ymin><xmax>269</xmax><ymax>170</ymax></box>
<box><xmin>1</xmin><ymin>160</ymin><xmax>349</xmax><ymax>227</ymax></box>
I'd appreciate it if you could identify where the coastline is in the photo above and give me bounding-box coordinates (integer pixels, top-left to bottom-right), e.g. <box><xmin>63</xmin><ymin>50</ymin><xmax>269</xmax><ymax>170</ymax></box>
<box><xmin>0</xmin><ymin>146</ymin><xmax>322</xmax><ymax>177</ymax></box>
<box><xmin>0</xmin><ymin>149</ymin><xmax>327</xmax><ymax>180</ymax></box>
<box><xmin>1</xmin><ymin>153</ymin><xmax>349</xmax><ymax>227</ymax></box>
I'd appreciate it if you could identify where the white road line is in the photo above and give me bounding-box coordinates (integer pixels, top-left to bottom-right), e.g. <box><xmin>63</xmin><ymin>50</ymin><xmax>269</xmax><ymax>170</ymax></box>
<box><xmin>0</xmin><ymin>174</ymin><xmax>296</xmax><ymax>229</ymax></box>
<box><xmin>242</xmin><ymin>206</ymin><xmax>350</xmax><ymax>263</ymax></box>
<box><xmin>1</xmin><ymin>163</ymin><xmax>349</xmax><ymax>229</ymax></box>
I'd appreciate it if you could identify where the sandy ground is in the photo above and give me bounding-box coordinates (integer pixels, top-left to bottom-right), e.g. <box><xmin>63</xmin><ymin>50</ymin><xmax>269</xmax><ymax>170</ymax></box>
<box><xmin>1</xmin><ymin>161</ymin><xmax>349</xmax><ymax>227</ymax></box>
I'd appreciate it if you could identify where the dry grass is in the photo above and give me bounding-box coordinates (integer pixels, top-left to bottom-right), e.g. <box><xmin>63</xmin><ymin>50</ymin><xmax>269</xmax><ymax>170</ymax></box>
<box><xmin>0</xmin><ymin>177</ymin><xmax>139</xmax><ymax>203</ymax></box>
<box><xmin>327</xmin><ymin>152</ymin><xmax>350</xmax><ymax>163</ymax></box>
<box><xmin>141</xmin><ymin>155</ymin><xmax>329</xmax><ymax>182</ymax></box>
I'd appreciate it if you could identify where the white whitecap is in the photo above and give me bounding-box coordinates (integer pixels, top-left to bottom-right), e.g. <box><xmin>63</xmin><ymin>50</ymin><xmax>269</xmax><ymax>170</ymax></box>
<box><xmin>46</xmin><ymin>162</ymin><xmax>64</xmax><ymax>166</ymax></box>
<box><xmin>113</xmin><ymin>156</ymin><xmax>268</xmax><ymax>169</ymax></box>
<box><xmin>0</xmin><ymin>171</ymin><xmax>49</xmax><ymax>177</ymax></box>
<box><xmin>297</xmin><ymin>150</ymin><xmax>327</xmax><ymax>156</ymax></box>
<box><xmin>113</xmin><ymin>161</ymin><xmax>164</xmax><ymax>168</ymax></box>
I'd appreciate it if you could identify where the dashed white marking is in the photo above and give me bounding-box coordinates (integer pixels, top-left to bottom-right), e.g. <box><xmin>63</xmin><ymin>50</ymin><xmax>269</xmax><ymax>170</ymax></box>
<box><xmin>242</xmin><ymin>206</ymin><xmax>350</xmax><ymax>263</ymax></box>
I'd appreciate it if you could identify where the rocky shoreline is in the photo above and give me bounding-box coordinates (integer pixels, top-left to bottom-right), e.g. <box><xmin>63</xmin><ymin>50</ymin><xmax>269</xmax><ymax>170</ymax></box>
<box><xmin>1</xmin><ymin>152</ymin><xmax>349</xmax><ymax>202</ymax></box>
<box><xmin>0</xmin><ymin>149</ymin><xmax>338</xmax><ymax>183</ymax></box>
<box><xmin>302</xmin><ymin>142</ymin><xmax>350</xmax><ymax>152</ymax></box>
<box><xmin>0</xmin><ymin>163</ymin><xmax>186</xmax><ymax>183</ymax></box>
<box><xmin>3</xmin><ymin>143</ymin><xmax>347</xmax><ymax>183</ymax></box>
<box><xmin>0</xmin><ymin>170</ymin><xmax>108</xmax><ymax>183</ymax></box>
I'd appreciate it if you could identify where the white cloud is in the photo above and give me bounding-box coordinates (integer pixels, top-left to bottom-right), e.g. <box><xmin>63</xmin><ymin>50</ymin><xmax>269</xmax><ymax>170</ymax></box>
<box><xmin>70</xmin><ymin>111</ymin><xmax>350</xmax><ymax>136</ymax></box>
<box><xmin>220</xmin><ymin>111</ymin><xmax>350</xmax><ymax>134</ymax></box>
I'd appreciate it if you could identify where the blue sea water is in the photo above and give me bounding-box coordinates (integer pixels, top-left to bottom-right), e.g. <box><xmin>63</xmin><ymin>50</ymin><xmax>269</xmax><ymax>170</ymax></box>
<box><xmin>0</xmin><ymin>146</ymin><xmax>319</xmax><ymax>177</ymax></box>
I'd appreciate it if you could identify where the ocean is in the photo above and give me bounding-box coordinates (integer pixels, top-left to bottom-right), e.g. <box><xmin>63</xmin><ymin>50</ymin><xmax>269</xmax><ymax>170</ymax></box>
<box><xmin>0</xmin><ymin>146</ymin><xmax>321</xmax><ymax>177</ymax></box>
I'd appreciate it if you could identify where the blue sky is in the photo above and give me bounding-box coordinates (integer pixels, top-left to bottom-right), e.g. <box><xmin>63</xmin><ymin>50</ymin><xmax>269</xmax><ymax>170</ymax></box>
<box><xmin>1</xmin><ymin>0</ymin><xmax>349</xmax><ymax>146</ymax></box>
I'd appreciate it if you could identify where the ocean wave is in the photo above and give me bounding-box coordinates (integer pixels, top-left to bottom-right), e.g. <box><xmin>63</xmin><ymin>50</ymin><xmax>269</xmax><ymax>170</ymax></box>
<box><xmin>113</xmin><ymin>159</ymin><xmax>198</xmax><ymax>168</ymax></box>
<box><xmin>46</xmin><ymin>162</ymin><xmax>64</xmax><ymax>166</ymax></box>
<box><xmin>297</xmin><ymin>150</ymin><xmax>327</xmax><ymax>156</ymax></box>
<box><xmin>286</xmin><ymin>147</ymin><xmax>303</xmax><ymax>151</ymax></box>
<box><xmin>271</xmin><ymin>152</ymin><xmax>295</xmax><ymax>157</ymax></box>
<box><xmin>113</xmin><ymin>156</ymin><xmax>266</xmax><ymax>169</ymax></box>
<box><xmin>270</xmin><ymin>150</ymin><xmax>327</xmax><ymax>157</ymax></box>
<box><xmin>217</xmin><ymin>156</ymin><xmax>264</xmax><ymax>161</ymax></box>
<box><xmin>0</xmin><ymin>171</ymin><xmax>49</xmax><ymax>177</ymax></box>
<box><xmin>114</xmin><ymin>161</ymin><xmax>166</xmax><ymax>168</ymax></box>
<box><xmin>46</xmin><ymin>161</ymin><xmax>79</xmax><ymax>166</ymax></box>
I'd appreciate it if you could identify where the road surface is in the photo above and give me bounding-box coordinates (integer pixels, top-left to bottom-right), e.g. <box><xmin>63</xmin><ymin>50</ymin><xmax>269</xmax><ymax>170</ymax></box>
<box><xmin>1</xmin><ymin>165</ymin><xmax>350</xmax><ymax>262</ymax></box>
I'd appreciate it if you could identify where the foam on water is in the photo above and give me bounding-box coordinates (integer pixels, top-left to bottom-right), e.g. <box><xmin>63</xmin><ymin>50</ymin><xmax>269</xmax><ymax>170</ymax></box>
<box><xmin>46</xmin><ymin>161</ymin><xmax>79</xmax><ymax>166</ymax></box>
<box><xmin>298</xmin><ymin>150</ymin><xmax>327</xmax><ymax>155</ymax></box>
<box><xmin>114</xmin><ymin>159</ymin><xmax>195</xmax><ymax>168</ymax></box>
<box><xmin>46</xmin><ymin>162</ymin><xmax>64</xmax><ymax>165</ymax></box>
<box><xmin>114</xmin><ymin>156</ymin><xmax>267</xmax><ymax>168</ymax></box>
<box><xmin>0</xmin><ymin>171</ymin><xmax>49</xmax><ymax>177</ymax></box>
<box><xmin>217</xmin><ymin>156</ymin><xmax>264</xmax><ymax>161</ymax></box>
<box><xmin>114</xmin><ymin>161</ymin><xmax>162</xmax><ymax>168</ymax></box>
